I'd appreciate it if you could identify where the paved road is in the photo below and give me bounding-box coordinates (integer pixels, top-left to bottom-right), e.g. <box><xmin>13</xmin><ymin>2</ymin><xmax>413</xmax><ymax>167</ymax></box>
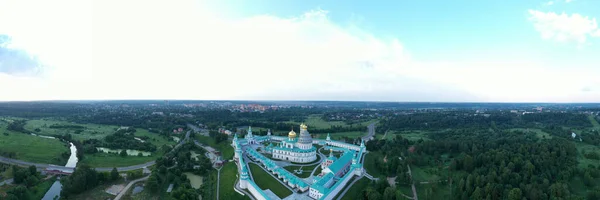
<box><xmin>216</xmin><ymin>168</ymin><xmax>221</xmax><ymax>200</ymax></box>
<box><xmin>187</xmin><ymin>123</ymin><xmax>209</xmax><ymax>136</ymax></box>
<box><xmin>361</xmin><ymin>123</ymin><xmax>376</xmax><ymax>142</ymax></box>
<box><xmin>407</xmin><ymin>164</ymin><xmax>418</xmax><ymax>200</ymax></box>
<box><xmin>113</xmin><ymin>175</ymin><xmax>150</xmax><ymax>200</ymax></box>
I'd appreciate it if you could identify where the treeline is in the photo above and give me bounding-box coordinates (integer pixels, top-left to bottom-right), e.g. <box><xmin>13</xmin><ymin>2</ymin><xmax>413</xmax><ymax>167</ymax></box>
<box><xmin>379</xmin><ymin>111</ymin><xmax>592</xmax><ymax>131</ymax></box>
<box><xmin>6</xmin><ymin>120</ymin><xmax>27</xmax><ymax>133</ymax></box>
<box><xmin>61</xmin><ymin>165</ymin><xmax>124</xmax><ymax>198</ymax></box>
<box><xmin>364</xmin><ymin>129</ymin><xmax>600</xmax><ymax>199</ymax></box>
<box><xmin>49</xmin><ymin>124</ymin><xmax>85</xmax><ymax>129</ymax></box>
<box><xmin>79</xmin><ymin>129</ymin><xmax>157</xmax><ymax>153</ymax></box>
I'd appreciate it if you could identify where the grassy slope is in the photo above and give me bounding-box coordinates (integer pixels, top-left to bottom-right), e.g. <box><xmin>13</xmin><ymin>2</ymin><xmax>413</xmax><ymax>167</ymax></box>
<box><xmin>219</xmin><ymin>162</ymin><xmax>250</xmax><ymax>200</ymax></box>
<box><xmin>363</xmin><ymin>152</ymin><xmax>383</xmax><ymax>178</ymax></box>
<box><xmin>340</xmin><ymin>177</ymin><xmax>370</xmax><ymax>200</ymax></box>
<box><xmin>195</xmin><ymin>135</ymin><xmax>234</xmax><ymax>160</ymax></box>
<box><xmin>0</xmin><ymin>122</ymin><xmax>68</xmax><ymax>165</ymax></box>
<box><xmin>248</xmin><ymin>163</ymin><xmax>292</xmax><ymax>198</ymax></box>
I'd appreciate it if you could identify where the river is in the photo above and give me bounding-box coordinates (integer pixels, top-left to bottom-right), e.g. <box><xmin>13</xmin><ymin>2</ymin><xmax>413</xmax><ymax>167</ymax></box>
<box><xmin>42</xmin><ymin>142</ymin><xmax>78</xmax><ymax>200</ymax></box>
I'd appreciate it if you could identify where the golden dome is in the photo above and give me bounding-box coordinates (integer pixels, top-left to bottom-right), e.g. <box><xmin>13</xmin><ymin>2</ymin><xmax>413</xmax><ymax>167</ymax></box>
<box><xmin>288</xmin><ymin>129</ymin><xmax>297</xmax><ymax>138</ymax></box>
<box><xmin>300</xmin><ymin>123</ymin><xmax>308</xmax><ymax>130</ymax></box>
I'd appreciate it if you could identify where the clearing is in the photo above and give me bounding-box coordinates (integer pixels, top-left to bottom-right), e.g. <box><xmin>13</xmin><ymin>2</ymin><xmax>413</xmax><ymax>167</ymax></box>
<box><xmin>24</xmin><ymin>119</ymin><xmax>119</xmax><ymax>141</ymax></box>
<box><xmin>0</xmin><ymin>121</ymin><xmax>69</xmax><ymax>165</ymax></box>
<box><xmin>509</xmin><ymin>128</ymin><xmax>552</xmax><ymax>139</ymax></box>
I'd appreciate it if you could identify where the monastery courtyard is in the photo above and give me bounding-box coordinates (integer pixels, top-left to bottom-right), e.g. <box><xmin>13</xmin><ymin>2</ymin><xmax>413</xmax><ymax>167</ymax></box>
<box><xmin>231</xmin><ymin>124</ymin><xmax>376</xmax><ymax>200</ymax></box>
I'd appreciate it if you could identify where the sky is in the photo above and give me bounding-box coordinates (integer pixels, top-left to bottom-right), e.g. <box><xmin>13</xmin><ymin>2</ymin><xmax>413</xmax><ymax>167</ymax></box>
<box><xmin>0</xmin><ymin>0</ymin><xmax>599</xmax><ymax>102</ymax></box>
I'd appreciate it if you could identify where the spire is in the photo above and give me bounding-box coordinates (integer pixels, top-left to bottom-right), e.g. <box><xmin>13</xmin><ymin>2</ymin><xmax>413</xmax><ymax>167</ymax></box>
<box><xmin>267</xmin><ymin>129</ymin><xmax>271</xmax><ymax>136</ymax></box>
<box><xmin>247</xmin><ymin>126</ymin><xmax>253</xmax><ymax>137</ymax></box>
<box><xmin>360</xmin><ymin>139</ymin><xmax>365</xmax><ymax>149</ymax></box>
<box><xmin>326</xmin><ymin>133</ymin><xmax>331</xmax><ymax>141</ymax></box>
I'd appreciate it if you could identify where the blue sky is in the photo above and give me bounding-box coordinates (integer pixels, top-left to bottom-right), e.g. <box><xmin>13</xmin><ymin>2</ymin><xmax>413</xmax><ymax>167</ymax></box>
<box><xmin>0</xmin><ymin>0</ymin><xmax>599</xmax><ymax>102</ymax></box>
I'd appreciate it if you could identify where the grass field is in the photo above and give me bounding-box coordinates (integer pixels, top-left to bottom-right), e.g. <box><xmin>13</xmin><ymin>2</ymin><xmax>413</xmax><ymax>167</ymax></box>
<box><xmin>394</xmin><ymin>130</ymin><xmax>431</xmax><ymax>141</ymax></box>
<box><xmin>0</xmin><ymin>122</ymin><xmax>69</xmax><ymax>165</ymax></box>
<box><xmin>410</xmin><ymin>166</ymin><xmax>442</xmax><ymax>182</ymax></box>
<box><xmin>195</xmin><ymin>135</ymin><xmax>234</xmax><ymax>160</ymax></box>
<box><xmin>588</xmin><ymin>115</ymin><xmax>600</xmax><ymax>130</ymax></box>
<box><xmin>363</xmin><ymin>152</ymin><xmax>384</xmax><ymax>178</ymax></box>
<box><xmin>509</xmin><ymin>128</ymin><xmax>553</xmax><ymax>139</ymax></box>
<box><xmin>80</xmin><ymin>129</ymin><xmax>175</xmax><ymax>168</ymax></box>
<box><xmin>340</xmin><ymin>177</ymin><xmax>370</xmax><ymax>200</ymax></box>
<box><xmin>24</xmin><ymin>119</ymin><xmax>120</xmax><ymax>141</ymax></box>
<box><xmin>80</xmin><ymin>153</ymin><xmax>157</xmax><ymax>167</ymax></box>
<box><xmin>248</xmin><ymin>163</ymin><xmax>292</xmax><ymax>198</ymax></box>
<box><xmin>287</xmin><ymin>114</ymin><xmax>378</xmax><ymax>130</ymax></box>
<box><xmin>134</xmin><ymin>129</ymin><xmax>176</xmax><ymax>148</ymax></box>
<box><xmin>219</xmin><ymin>162</ymin><xmax>250</xmax><ymax>200</ymax></box>
<box><xmin>575</xmin><ymin>143</ymin><xmax>600</xmax><ymax>168</ymax></box>
<box><xmin>283</xmin><ymin>163</ymin><xmax>320</xmax><ymax>178</ymax></box>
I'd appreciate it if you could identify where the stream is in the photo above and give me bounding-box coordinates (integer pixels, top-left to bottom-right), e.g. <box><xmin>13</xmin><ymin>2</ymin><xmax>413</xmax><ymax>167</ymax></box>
<box><xmin>42</xmin><ymin>142</ymin><xmax>78</xmax><ymax>200</ymax></box>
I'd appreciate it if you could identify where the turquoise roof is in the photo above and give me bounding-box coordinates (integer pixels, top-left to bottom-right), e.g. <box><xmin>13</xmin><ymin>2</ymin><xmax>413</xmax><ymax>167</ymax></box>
<box><xmin>326</xmin><ymin>150</ymin><xmax>354</xmax><ymax>174</ymax></box>
<box><xmin>311</xmin><ymin>172</ymin><xmax>334</xmax><ymax>193</ymax></box>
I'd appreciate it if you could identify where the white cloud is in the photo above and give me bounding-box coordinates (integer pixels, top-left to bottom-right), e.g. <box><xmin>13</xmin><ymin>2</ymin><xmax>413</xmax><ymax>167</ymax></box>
<box><xmin>545</xmin><ymin>1</ymin><xmax>554</xmax><ymax>6</ymax></box>
<box><xmin>0</xmin><ymin>0</ymin><xmax>599</xmax><ymax>102</ymax></box>
<box><xmin>565</xmin><ymin>0</ymin><xmax>574</xmax><ymax>3</ymax></box>
<box><xmin>528</xmin><ymin>10</ymin><xmax>600</xmax><ymax>44</ymax></box>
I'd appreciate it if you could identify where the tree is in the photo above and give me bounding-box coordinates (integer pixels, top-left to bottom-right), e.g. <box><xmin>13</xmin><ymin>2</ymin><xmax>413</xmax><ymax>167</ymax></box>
<box><xmin>120</xmin><ymin>150</ymin><xmax>128</xmax><ymax>157</ymax></box>
<box><xmin>111</xmin><ymin>168</ymin><xmax>120</xmax><ymax>181</ymax></box>
<box><xmin>147</xmin><ymin>174</ymin><xmax>160</xmax><ymax>193</ymax></box>
<box><xmin>508</xmin><ymin>188</ymin><xmax>522</xmax><ymax>200</ymax></box>
<box><xmin>383</xmin><ymin>187</ymin><xmax>396</xmax><ymax>200</ymax></box>
<box><xmin>25</xmin><ymin>176</ymin><xmax>39</xmax><ymax>187</ymax></box>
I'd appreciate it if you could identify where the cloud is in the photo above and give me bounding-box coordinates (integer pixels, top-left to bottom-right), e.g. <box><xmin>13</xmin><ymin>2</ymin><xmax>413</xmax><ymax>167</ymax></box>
<box><xmin>0</xmin><ymin>0</ymin><xmax>599</xmax><ymax>102</ymax></box>
<box><xmin>545</xmin><ymin>1</ymin><xmax>554</xmax><ymax>6</ymax></box>
<box><xmin>0</xmin><ymin>35</ymin><xmax>42</xmax><ymax>76</ymax></box>
<box><xmin>528</xmin><ymin>10</ymin><xmax>600</xmax><ymax>44</ymax></box>
<box><xmin>565</xmin><ymin>0</ymin><xmax>574</xmax><ymax>3</ymax></box>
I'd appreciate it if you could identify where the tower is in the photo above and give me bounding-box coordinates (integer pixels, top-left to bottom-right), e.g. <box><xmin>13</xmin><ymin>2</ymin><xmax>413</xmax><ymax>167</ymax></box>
<box><xmin>232</xmin><ymin>133</ymin><xmax>238</xmax><ymax>146</ymax></box>
<box><xmin>352</xmin><ymin>152</ymin><xmax>358</xmax><ymax>165</ymax></box>
<box><xmin>247</xmin><ymin>126</ymin><xmax>253</xmax><ymax>138</ymax></box>
<box><xmin>239</xmin><ymin>158</ymin><xmax>249</xmax><ymax>189</ymax></box>
<box><xmin>326</xmin><ymin>133</ymin><xmax>331</xmax><ymax>141</ymax></box>
<box><xmin>297</xmin><ymin>123</ymin><xmax>313</xmax><ymax>149</ymax></box>
<box><xmin>360</xmin><ymin>139</ymin><xmax>365</xmax><ymax>149</ymax></box>
<box><xmin>267</xmin><ymin>129</ymin><xmax>271</xmax><ymax>136</ymax></box>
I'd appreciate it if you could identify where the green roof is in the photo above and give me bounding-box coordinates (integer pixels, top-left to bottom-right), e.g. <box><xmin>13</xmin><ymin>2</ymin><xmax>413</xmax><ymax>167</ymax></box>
<box><xmin>326</xmin><ymin>150</ymin><xmax>354</xmax><ymax>174</ymax></box>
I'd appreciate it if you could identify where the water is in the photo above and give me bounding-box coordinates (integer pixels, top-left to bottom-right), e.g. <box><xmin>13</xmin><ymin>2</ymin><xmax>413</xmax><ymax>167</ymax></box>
<box><xmin>96</xmin><ymin>147</ymin><xmax>152</xmax><ymax>156</ymax></box>
<box><xmin>42</xmin><ymin>142</ymin><xmax>78</xmax><ymax>200</ymax></box>
<box><xmin>65</xmin><ymin>143</ymin><xmax>78</xmax><ymax>168</ymax></box>
<box><xmin>132</xmin><ymin>186</ymin><xmax>144</xmax><ymax>195</ymax></box>
<box><xmin>42</xmin><ymin>180</ymin><xmax>62</xmax><ymax>200</ymax></box>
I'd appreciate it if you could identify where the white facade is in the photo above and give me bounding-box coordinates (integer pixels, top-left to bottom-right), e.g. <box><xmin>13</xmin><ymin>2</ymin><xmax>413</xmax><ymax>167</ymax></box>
<box><xmin>272</xmin><ymin>149</ymin><xmax>317</xmax><ymax>163</ymax></box>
